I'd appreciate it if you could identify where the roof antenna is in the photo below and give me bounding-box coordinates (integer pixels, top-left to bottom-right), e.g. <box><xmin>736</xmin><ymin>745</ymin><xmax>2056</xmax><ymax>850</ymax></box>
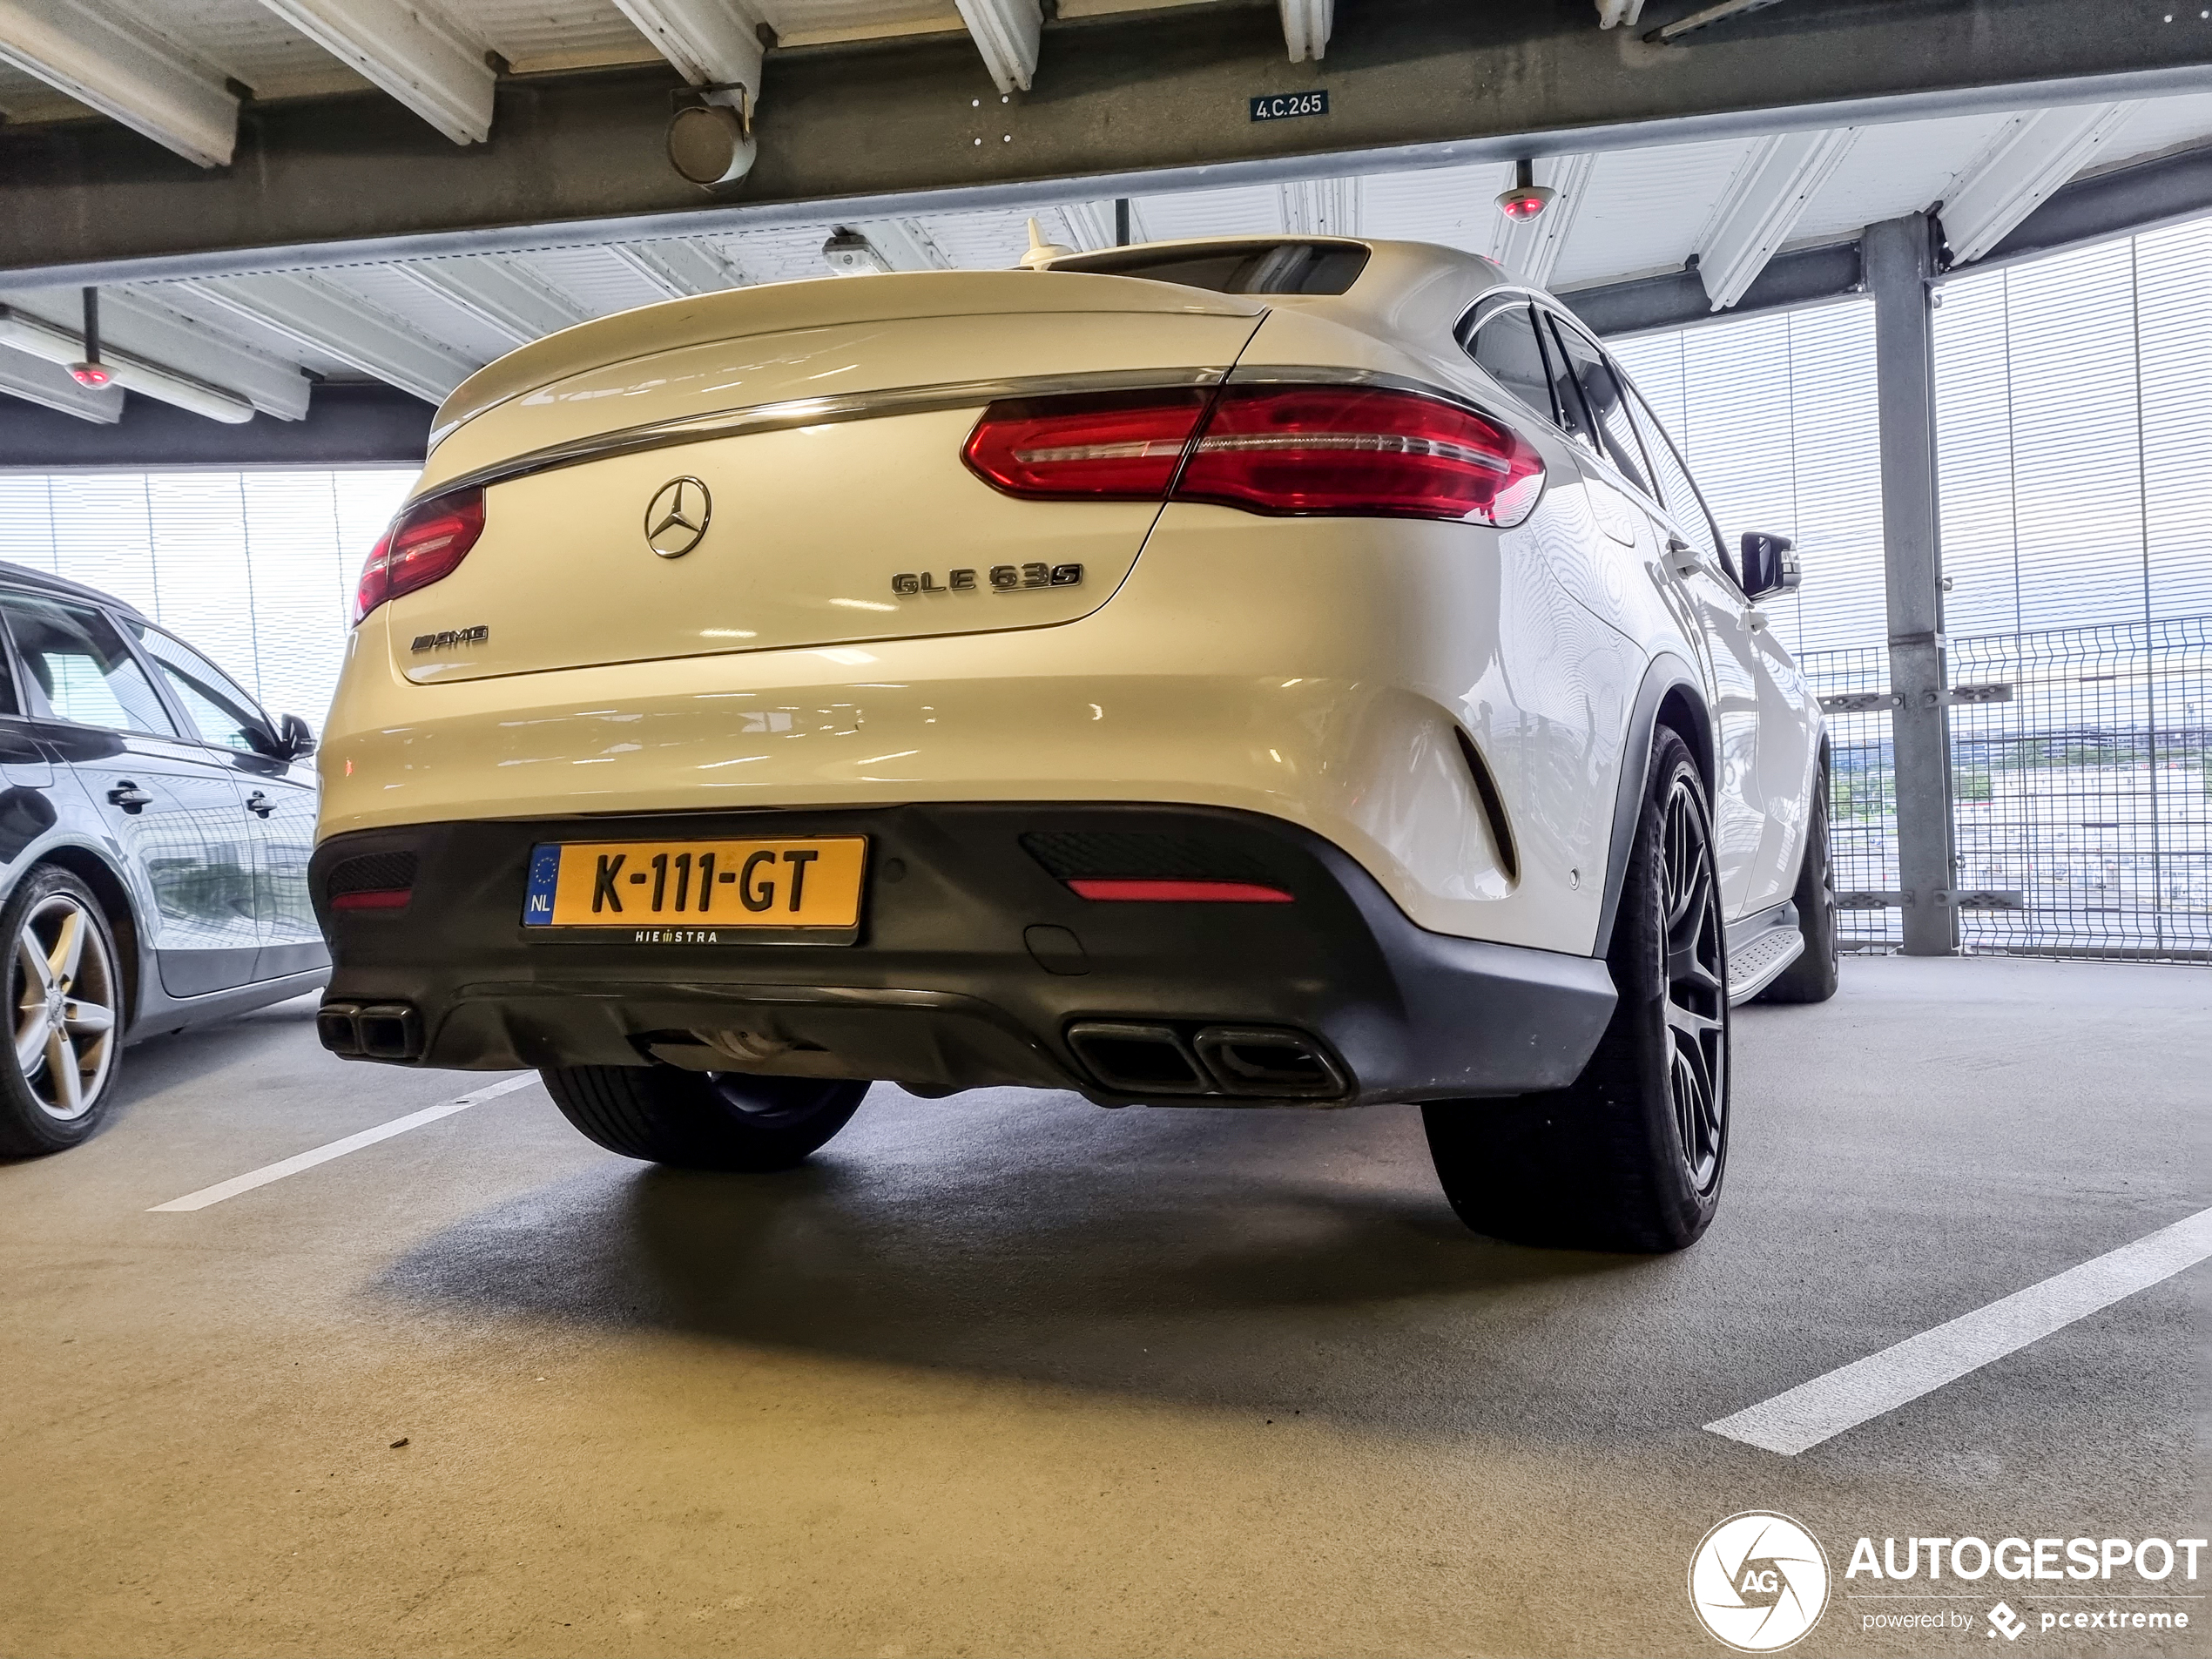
<box><xmin>1020</xmin><ymin>216</ymin><xmax>1076</xmax><ymax>270</ymax></box>
<box><xmin>68</xmin><ymin>287</ymin><xmax>111</xmax><ymax>388</ymax></box>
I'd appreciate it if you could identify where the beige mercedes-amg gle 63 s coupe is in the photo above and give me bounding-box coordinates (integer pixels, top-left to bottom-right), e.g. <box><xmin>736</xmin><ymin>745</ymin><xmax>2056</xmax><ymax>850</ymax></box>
<box><xmin>312</xmin><ymin>235</ymin><xmax>1835</xmax><ymax>1251</ymax></box>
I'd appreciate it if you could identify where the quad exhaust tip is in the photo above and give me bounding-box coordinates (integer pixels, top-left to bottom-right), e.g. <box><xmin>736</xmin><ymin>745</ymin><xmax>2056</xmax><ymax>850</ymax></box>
<box><xmin>317</xmin><ymin>1000</ymin><xmax>424</xmax><ymax>1062</ymax></box>
<box><xmin>1066</xmin><ymin>1020</ymin><xmax>1346</xmax><ymax>1101</ymax></box>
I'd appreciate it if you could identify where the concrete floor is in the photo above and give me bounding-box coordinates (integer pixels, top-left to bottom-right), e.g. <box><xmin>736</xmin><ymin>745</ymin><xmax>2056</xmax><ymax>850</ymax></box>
<box><xmin>0</xmin><ymin>957</ymin><xmax>2204</xmax><ymax>1658</ymax></box>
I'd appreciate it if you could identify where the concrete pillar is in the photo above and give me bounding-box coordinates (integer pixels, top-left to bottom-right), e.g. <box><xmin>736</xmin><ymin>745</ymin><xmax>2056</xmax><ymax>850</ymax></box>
<box><xmin>1865</xmin><ymin>213</ymin><xmax>1959</xmax><ymax>955</ymax></box>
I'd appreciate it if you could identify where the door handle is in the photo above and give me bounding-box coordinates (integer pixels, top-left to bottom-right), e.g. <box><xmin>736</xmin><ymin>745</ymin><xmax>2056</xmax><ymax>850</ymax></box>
<box><xmin>245</xmin><ymin>791</ymin><xmax>275</xmax><ymax>818</ymax></box>
<box><xmin>105</xmin><ymin>782</ymin><xmax>153</xmax><ymax>813</ymax></box>
<box><xmin>1745</xmin><ymin>607</ymin><xmax>1770</xmax><ymax>633</ymax></box>
<box><xmin>1666</xmin><ymin>536</ymin><xmax>1705</xmax><ymax>578</ymax></box>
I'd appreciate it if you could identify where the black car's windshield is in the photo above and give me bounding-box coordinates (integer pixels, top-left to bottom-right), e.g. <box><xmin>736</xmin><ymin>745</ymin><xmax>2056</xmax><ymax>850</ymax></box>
<box><xmin>1048</xmin><ymin>240</ymin><xmax>1370</xmax><ymax>295</ymax></box>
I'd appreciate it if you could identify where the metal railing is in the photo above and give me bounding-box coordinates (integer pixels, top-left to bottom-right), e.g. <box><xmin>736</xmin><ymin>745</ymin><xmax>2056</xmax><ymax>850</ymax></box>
<box><xmin>1800</xmin><ymin>616</ymin><xmax>2212</xmax><ymax>961</ymax></box>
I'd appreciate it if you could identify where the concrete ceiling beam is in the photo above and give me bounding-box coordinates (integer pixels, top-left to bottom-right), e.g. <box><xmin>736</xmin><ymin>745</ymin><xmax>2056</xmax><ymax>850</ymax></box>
<box><xmin>1</xmin><ymin>0</ymin><xmax>2205</xmax><ymax>287</ymax></box>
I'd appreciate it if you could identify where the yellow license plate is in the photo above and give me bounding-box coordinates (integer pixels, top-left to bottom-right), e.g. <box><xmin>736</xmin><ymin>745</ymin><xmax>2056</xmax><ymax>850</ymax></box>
<box><xmin>523</xmin><ymin>838</ymin><xmax>867</xmax><ymax>931</ymax></box>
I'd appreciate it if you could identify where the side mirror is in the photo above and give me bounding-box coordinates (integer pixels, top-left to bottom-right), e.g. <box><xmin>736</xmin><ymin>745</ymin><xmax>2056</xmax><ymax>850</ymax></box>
<box><xmin>1740</xmin><ymin>530</ymin><xmax>1800</xmax><ymax>601</ymax></box>
<box><xmin>277</xmin><ymin>712</ymin><xmax>316</xmax><ymax>761</ymax></box>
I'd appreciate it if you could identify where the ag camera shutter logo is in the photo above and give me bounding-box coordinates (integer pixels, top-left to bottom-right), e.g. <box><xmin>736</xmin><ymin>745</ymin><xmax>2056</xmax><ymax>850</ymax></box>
<box><xmin>1689</xmin><ymin>1512</ymin><xmax>1831</xmax><ymax>1651</ymax></box>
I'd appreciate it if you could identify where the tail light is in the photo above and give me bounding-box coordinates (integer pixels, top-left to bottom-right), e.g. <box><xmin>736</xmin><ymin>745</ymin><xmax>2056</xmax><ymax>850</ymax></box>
<box><xmin>354</xmin><ymin>487</ymin><xmax>485</xmax><ymax>623</ymax></box>
<box><xmin>961</xmin><ymin>389</ymin><xmax>1211</xmax><ymax>498</ymax></box>
<box><xmin>963</xmin><ymin>382</ymin><xmax>1544</xmax><ymax>526</ymax></box>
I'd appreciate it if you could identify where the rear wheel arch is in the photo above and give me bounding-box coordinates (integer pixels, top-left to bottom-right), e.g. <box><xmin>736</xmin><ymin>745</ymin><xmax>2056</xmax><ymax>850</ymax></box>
<box><xmin>1595</xmin><ymin>656</ymin><xmax>1710</xmax><ymax>958</ymax></box>
<box><xmin>30</xmin><ymin>847</ymin><xmax>143</xmax><ymax>1031</ymax></box>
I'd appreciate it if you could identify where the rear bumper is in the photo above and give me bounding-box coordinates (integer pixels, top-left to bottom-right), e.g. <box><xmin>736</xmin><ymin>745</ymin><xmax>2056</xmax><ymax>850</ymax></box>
<box><xmin>311</xmin><ymin>803</ymin><xmax>1615</xmax><ymax>1106</ymax></box>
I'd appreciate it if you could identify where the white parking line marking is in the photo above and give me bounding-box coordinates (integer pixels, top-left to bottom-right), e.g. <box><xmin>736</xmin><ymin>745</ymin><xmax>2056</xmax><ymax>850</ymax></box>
<box><xmin>147</xmin><ymin>1073</ymin><xmax>541</xmax><ymax>1212</ymax></box>
<box><xmin>1705</xmin><ymin>1206</ymin><xmax>2212</xmax><ymax>1455</ymax></box>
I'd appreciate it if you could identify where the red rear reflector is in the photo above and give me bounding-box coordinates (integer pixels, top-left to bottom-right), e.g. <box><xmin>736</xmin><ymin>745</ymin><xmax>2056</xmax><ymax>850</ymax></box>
<box><xmin>1177</xmin><ymin>384</ymin><xmax>1545</xmax><ymax>525</ymax></box>
<box><xmin>1067</xmin><ymin>878</ymin><xmax>1293</xmax><ymax>903</ymax></box>
<box><xmin>962</xmin><ymin>389</ymin><xmax>1211</xmax><ymax>498</ymax></box>
<box><xmin>330</xmin><ymin>887</ymin><xmax>413</xmax><ymax>911</ymax></box>
<box><xmin>354</xmin><ymin>487</ymin><xmax>486</xmax><ymax>623</ymax></box>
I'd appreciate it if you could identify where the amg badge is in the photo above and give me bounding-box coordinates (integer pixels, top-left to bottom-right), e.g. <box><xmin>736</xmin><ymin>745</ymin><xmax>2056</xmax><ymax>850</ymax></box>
<box><xmin>892</xmin><ymin>563</ymin><xmax>1082</xmax><ymax>597</ymax></box>
<box><xmin>411</xmin><ymin>624</ymin><xmax>489</xmax><ymax>652</ymax></box>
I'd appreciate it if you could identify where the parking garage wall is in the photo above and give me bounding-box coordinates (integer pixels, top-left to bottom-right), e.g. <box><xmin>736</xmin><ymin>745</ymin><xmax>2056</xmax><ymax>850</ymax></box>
<box><xmin>1614</xmin><ymin>216</ymin><xmax>2212</xmax><ymax>959</ymax></box>
<box><xmin>0</xmin><ymin>468</ymin><xmax>414</xmax><ymax>725</ymax></box>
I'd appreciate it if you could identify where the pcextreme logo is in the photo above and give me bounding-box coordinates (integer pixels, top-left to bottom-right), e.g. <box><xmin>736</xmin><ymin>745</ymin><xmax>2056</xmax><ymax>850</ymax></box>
<box><xmin>1689</xmin><ymin>1512</ymin><xmax>1832</xmax><ymax>1652</ymax></box>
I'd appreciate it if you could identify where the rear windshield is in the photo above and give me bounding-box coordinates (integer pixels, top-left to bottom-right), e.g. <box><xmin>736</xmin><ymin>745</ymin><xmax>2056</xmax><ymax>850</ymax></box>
<box><xmin>1048</xmin><ymin>240</ymin><xmax>1370</xmax><ymax>295</ymax></box>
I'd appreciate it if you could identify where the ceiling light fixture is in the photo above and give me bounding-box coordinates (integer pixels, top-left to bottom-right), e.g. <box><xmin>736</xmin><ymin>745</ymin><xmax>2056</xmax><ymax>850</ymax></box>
<box><xmin>822</xmin><ymin>228</ymin><xmax>894</xmax><ymax>276</ymax></box>
<box><xmin>0</xmin><ymin>301</ymin><xmax>254</xmax><ymax>423</ymax></box>
<box><xmin>1496</xmin><ymin>158</ymin><xmax>1555</xmax><ymax>222</ymax></box>
<box><xmin>66</xmin><ymin>288</ymin><xmax>110</xmax><ymax>388</ymax></box>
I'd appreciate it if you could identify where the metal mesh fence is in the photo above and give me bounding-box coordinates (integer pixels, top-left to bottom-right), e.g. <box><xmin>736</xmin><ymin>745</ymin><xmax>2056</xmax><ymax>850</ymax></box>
<box><xmin>1801</xmin><ymin>644</ymin><xmax>1903</xmax><ymax>949</ymax></box>
<box><xmin>1800</xmin><ymin>616</ymin><xmax>2212</xmax><ymax>961</ymax></box>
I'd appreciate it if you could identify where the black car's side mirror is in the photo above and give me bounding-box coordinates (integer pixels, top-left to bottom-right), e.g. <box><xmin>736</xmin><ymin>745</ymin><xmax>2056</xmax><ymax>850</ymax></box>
<box><xmin>1740</xmin><ymin>531</ymin><xmax>1801</xmax><ymax>602</ymax></box>
<box><xmin>276</xmin><ymin>713</ymin><xmax>317</xmax><ymax>761</ymax></box>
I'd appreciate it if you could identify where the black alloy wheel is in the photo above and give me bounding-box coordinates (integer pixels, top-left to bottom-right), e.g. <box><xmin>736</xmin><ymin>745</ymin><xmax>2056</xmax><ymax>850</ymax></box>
<box><xmin>1423</xmin><ymin>727</ymin><xmax>1730</xmax><ymax>1251</ymax></box>
<box><xmin>1660</xmin><ymin>767</ymin><xmax>1727</xmax><ymax>1196</ymax></box>
<box><xmin>1758</xmin><ymin>759</ymin><xmax>1841</xmax><ymax>1004</ymax></box>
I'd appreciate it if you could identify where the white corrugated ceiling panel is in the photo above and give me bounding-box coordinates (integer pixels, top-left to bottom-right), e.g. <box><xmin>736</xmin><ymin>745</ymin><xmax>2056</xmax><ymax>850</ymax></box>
<box><xmin>708</xmin><ymin>223</ymin><xmax>845</xmax><ymax>284</ymax></box>
<box><xmin>757</xmin><ymin>0</ymin><xmax>965</xmax><ymax>48</ymax></box>
<box><xmin>1787</xmin><ymin>110</ymin><xmax>2014</xmax><ymax>247</ymax></box>
<box><xmin>504</xmin><ymin>246</ymin><xmax>682</xmax><ymax>317</ymax></box>
<box><xmin>128</xmin><ymin>280</ymin><xmax>363</xmax><ymax>380</ymax></box>
<box><xmin>317</xmin><ymin>262</ymin><xmax>520</xmax><ymax>364</ymax></box>
<box><xmin>134</xmin><ymin>0</ymin><xmax>373</xmax><ymax>99</ymax></box>
<box><xmin>0</xmin><ymin>59</ymin><xmax>85</xmax><ymax>122</ymax></box>
<box><xmin>1358</xmin><ymin>161</ymin><xmax>1513</xmax><ymax>253</ymax></box>
<box><xmin>2098</xmin><ymin>91</ymin><xmax>2212</xmax><ymax>169</ymax></box>
<box><xmin>1129</xmin><ymin>184</ymin><xmax>1284</xmax><ymax>240</ymax></box>
<box><xmin>912</xmin><ymin>208</ymin><xmax>1039</xmax><ymax>270</ymax></box>
<box><xmin>467</xmin><ymin>0</ymin><xmax>660</xmax><ymax>74</ymax></box>
<box><xmin>1547</xmin><ymin>136</ymin><xmax>1761</xmax><ymax>290</ymax></box>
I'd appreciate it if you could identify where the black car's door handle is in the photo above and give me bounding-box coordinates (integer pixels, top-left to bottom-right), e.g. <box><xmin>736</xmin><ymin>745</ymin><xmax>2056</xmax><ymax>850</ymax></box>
<box><xmin>105</xmin><ymin>782</ymin><xmax>153</xmax><ymax>813</ymax></box>
<box><xmin>245</xmin><ymin>791</ymin><xmax>275</xmax><ymax>818</ymax></box>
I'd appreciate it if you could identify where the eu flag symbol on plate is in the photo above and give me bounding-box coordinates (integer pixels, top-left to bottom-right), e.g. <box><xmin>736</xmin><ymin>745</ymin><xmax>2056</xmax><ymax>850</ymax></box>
<box><xmin>523</xmin><ymin>844</ymin><xmax>561</xmax><ymax>926</ymax></box>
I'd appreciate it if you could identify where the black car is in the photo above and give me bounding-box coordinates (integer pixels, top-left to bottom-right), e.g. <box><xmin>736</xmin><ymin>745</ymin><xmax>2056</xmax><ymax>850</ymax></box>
<box><xmin>0</xmin><ymin>561</ymin><xmax>327</xmax><ymax>1156</ymax></box>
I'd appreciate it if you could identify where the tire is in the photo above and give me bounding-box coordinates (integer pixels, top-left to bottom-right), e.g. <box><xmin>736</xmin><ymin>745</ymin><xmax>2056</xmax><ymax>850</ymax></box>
<box><xmin>1422</xmin><ymin>728</ymin><xmax>1729</xmax><ymax>1251</ymax></box>
<box><xmin>0</xmin><ymin>867</ymin><xmax>126</xmax><ymax>1158</ymax></box>
<box><xmin>1756</xmin><ymin>758</ymin><xmax>1840</xmax><ymax>1005</ymax></box>
<box><xmin>539</xmin><ymin>1065</ymin><xmax>868</xmax><ymax>1172</ymax></box>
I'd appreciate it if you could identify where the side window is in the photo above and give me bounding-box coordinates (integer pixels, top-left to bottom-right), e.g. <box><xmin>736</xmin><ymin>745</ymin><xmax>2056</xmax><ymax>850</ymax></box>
<box><xmin>0</xmin><ymin>619</ymin><xmax>19</xmax><ymax>718</ymax></box>
<box><xmin>1541</xmin><ymin>316</ymin><xmax>1656</xmax><ymax>499</ymax></box>
<box><xmin>136</xmin><ymin>625</ymin><xmax>271</xmax><ymax>753</ymax></box>
<box><xmin>1622</xmin><ymin>388</ymin><xmax>1732</xmax><ymax>578</ymax></box>
<box><xmin>1463</xmin><ymin>302</ymin><xmax>1557</xmax><ymax>427</ymax></box>
<box><xmin>0</xmin><ymin>594</ymin><xmax>176</xmax><ymax>738</ymax></box>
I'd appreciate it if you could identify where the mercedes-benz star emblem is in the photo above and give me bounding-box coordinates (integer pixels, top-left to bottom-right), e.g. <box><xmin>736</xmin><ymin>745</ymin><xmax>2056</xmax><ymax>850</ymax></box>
<box><xmin>644</xmin><ymin>476</ymin><xmax>711</xmax><ymax>558</ymax></box>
